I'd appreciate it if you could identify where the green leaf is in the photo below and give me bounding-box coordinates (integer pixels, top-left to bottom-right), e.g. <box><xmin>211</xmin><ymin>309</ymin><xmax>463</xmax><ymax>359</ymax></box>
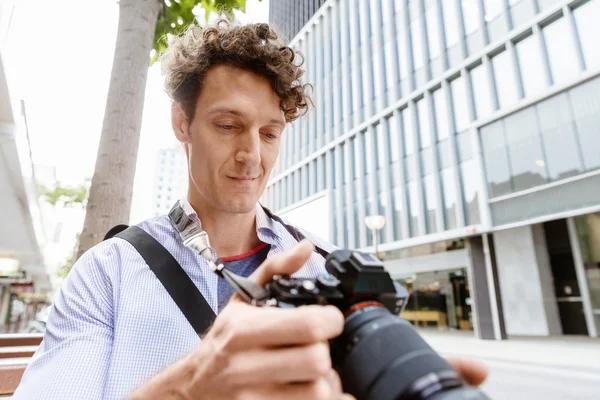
<box><xmin>150</xmin><ymin>0</ymin><xmax>254</xmax><ymax>65</ymax></box>
<box><xmin>39</xmin><ymin>180</ymin><xmax>90</xmax><ymax>208</ymax></box>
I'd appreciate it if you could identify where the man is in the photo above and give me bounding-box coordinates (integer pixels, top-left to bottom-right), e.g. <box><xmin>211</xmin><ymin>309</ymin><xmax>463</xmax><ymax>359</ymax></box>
<box><xmin>14</xmin><ymin>21</ymin><xmax>487</xmax><ymax>399</ymax></box>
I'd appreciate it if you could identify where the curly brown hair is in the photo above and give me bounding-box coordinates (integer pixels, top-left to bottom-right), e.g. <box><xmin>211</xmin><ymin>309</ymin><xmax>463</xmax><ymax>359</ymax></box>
<box><xmin>160</xmin><ymin>20</ymin><xmax>311</xmax><ymax>123</ymax></box>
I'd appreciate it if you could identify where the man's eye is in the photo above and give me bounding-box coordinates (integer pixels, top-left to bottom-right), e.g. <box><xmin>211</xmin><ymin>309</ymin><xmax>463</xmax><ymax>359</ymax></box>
<box><xmin>220</xmin><ymin>125</ymin><xmax>234</xmax><ymax>131</ymax></box>
<box><xmin>263</xmin><ymin>132</ymin><xmax>278</xmax><ymax>140</ymax></box>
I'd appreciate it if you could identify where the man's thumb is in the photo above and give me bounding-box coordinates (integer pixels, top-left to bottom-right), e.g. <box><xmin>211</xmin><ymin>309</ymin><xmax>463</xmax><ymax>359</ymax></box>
<box><xmin>251</xmin><ymin>239</ymin><xmax>315</xmax><ymax>286</ymax></box>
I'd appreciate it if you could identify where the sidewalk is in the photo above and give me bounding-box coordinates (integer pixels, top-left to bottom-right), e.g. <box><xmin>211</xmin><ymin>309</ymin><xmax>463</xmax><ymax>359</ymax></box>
<box><xmin>418</xmin><ymin>328</ymin><xmax>600</xmax><ymax>373</ymax></box>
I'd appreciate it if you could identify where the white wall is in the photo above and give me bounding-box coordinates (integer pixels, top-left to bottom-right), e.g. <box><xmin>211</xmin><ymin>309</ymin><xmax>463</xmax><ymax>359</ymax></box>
<box><xmin>494</xmin><ymin>225</ymin><xmax>562</xmax><ymax>336</ymax></box>
<box><xmin>280</xmin><ymin>193</ymin><xmax>331</xmax><ymax>243</ymax></box>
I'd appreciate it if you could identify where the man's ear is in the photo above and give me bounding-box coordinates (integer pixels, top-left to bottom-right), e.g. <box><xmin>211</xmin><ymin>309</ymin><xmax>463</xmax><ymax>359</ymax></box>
<box><xmin>171</xmin><ymin>102</ymin><xmax>191</xmax><ymax>143</ymax></box>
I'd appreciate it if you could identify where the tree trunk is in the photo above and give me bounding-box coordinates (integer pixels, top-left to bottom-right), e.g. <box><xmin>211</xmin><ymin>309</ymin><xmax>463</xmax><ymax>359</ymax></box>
<box><xmin>77</xmin><ymin>0</ymin><xmax>162</xmax><ymax>259</ymax></box>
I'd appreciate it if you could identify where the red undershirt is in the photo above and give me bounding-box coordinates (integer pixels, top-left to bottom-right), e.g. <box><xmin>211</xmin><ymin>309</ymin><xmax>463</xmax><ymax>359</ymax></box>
<box><xmin>220</xmin><ymin>242</ymin><xmax>269</xmax><ymax>262</ymax></box>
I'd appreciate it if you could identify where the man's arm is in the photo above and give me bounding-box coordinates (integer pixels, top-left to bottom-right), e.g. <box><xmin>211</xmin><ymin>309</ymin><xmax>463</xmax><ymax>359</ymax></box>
<box><xmin>12</xmin><ymin>243</ymin><xmax>116</xmax><ymax>400</ymax></box>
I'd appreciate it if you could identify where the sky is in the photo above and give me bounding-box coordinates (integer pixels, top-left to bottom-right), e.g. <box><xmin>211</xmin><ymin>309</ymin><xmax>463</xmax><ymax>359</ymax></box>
<box><xmin>3</xmin><ymin>0</ymin><xmax>270</xmax><ymax>223</ymax></box>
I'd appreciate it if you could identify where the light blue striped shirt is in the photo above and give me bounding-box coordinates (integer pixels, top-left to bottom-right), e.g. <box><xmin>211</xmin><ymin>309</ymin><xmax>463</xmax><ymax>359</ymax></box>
<box><xmin>14</xmin><ymin>200</ymin><xmax>335</xmax><ymax>400</ymax></box>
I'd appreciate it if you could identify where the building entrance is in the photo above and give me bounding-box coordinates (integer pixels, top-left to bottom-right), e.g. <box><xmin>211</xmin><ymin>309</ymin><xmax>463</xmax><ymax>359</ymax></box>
<box><xmin>397</xmin><ymin>269</ymin><xmax>473</xmax><ymax>331</ymax></box>
<box><xmin>543</xmin><ymin>219</ymin><xmax>588</xmax><ymax>335</ymax></box>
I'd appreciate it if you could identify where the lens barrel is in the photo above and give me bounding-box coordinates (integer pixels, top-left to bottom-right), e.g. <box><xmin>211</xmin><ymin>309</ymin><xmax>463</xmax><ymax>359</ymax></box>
<box><xmin>332</xmin><ymin>306</ymin><xmax>490</xmax><ymax>400</ymax></box>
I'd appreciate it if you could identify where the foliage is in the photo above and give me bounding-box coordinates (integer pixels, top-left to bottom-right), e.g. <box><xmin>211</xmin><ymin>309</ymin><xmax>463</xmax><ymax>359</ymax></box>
<box><xmin>39</xmin><ymin>179</ymin><xmax>90</xmax><ymax>208</ymax></box>
<box><xmin>57</xmin><ymin>234</ymin><xmax>80</xmax><ymax>279</ymax></box>
<box><xmin>151</xmin><ymin>0</ymin><xmax>249</xmax><ymax>64</ymax></box>
<box><xmin>39</xmin><ymin>181</ymin><xmax>89</xmax><ymax>278</ymax></box>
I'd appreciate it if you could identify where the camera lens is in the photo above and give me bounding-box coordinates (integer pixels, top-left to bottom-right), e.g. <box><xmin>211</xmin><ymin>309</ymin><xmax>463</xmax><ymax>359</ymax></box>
<box><xmin>331</xmin><ymin>305</ymin><xmax>489</xmax><ymax>400</ymax></box>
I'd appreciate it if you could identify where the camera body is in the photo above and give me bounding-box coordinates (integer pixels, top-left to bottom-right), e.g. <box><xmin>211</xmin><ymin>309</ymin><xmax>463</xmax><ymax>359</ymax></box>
<box><xmin>265</xmin><ymin>250</ymin><xmax>409</xmax><ymax>315</ymax></box>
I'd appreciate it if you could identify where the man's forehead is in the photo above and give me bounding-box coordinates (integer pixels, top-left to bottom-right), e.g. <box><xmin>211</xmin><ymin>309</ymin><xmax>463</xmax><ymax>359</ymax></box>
<box><xmin>199</xmin><ymin>65</ymin><xmax>286</xmax><ymax>124</ymax></box>
<box><xmin>203</xmin><ymin>64</ymin><xmax>266</xmax><ymax>89</ymax></box>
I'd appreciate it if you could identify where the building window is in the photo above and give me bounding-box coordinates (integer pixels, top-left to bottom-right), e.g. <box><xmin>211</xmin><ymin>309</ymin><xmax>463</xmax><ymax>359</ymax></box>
<box><xmin>491</xmin><ymin>49</ymin><xmax>520</xmax><ymax>108</ymax></box>
<box><xmin>443</xmin><ymin>0</ymin><xmax>462</xmax><ymax>67</ymax></box>
<box><xmin>423</xmin><ymin>174</ymin><xmax>438</xmax><ymax>233</ymax></box>
<box><xmin>509</xmin><ymin>0</ymin><xmax>536</xmax><ymax>28</ymax></box>
<box><xmin>470</xmin><ymin>63</ymin><xmax>495</xmax><ymax>120</ymax></box>
<box><xmin>353</xmin><ymin>201</ymin><xmax>360</xmax><ymax>248</ymax></box>
<box><xmin>393</xmin><ymin>185</ymin><xmax>404</xmax><ymax>240</ymax></box>
<box><xmin>456</xmin><ymin>131</ymin><xmax>472</xmax><ymax>163</ymax></box>
<box><xmin>574</xmin><ymin>0</ymin><xmax>600</xmax><ymax>72</ymax></box>
<box><xmin>462</xmin><ymin>0</ymin><xmax>485</xmax><ymax>55</ymax></box>
<box><xmin>425</xmin><ymin>2</ymin><xmax>443</xmax><ymax>76</ymax></box>
<box><xmin>353</xmin><ymin>137</ymin><xmax>362</xmax><ymax>182</ymax></box>
<box><xmin>364</xmin><ymin>131</ymin><xmax>374</xmax><ymax>176</ymax></box>
<box><xmin>410</xmin><ymin>3</ymin><xmax>427</xmax><ymax>87</ymax></box>
<box><xmin>504</xmin><ymin>107</ymin><xmax>548</xmax><ymax>191</ymax></box>
<box><xmin>376</xmin><ymin>123</ymin><xmax>388</xmax><ymax>170</ymax></box>
<box><xmin>481</xmin><ymin>120</ymin><xmax>512</xmax><ymax>197</ymax></box>
<box><xmin>537</xmin><ymin>0</ymin><xmax>564</xmax><ymax>13</ymax></box>
<box><xmin>438</xmin><ymin>138</ymin><xmax>453</xmax><ymax>169</ymax></box>
<box><xmin>569</xmin><ymin>77</ymin><xmax>600</xmax><ymax>172</ymax></box>
<box><xmin>450</xmin><ymin>76</ymin><xmax>471</xmax><ymax>133</ymax></box>
<box><xmin>433</xmin><ymin>89</ymin><xmax>450</xmax><ymax>141</ymax></box>
<box><xmin>388</xmin><ymin>114</ymin><xmax>401</xmax><ymax>162</ymax></box>
<box><xmin>403</xmin><ymin>107</ymin><xmax>416</xmax><ymax>156</ymax></box>
<box><xmin>461</xmin><ymin>159</ymin><xmax>481</xmax><ymax>225</ymax></box>
<box><xmin>484</xmin><ymin>0</ymin><xmax>508</xmax><ymax>42</ymax></box>
<box><xmin>515</xmin><ymin>34</ymin><xmax>548</xmax><ymax>98</ymax></box>
<box><xmin>441</xmin><ymin>167</ymin><xmax>458</xmax><ymax>229</ymax></box>
<box><xmin>536</xmin><ymin>93</ymin><xmax>584</xmax><ymax>181</ymax></box>
<box><xmin>416</xmin><ymin>99</ymin><xmax>432</xmax><ymax>149</ymax></box>
<box><xmin>543</xmin><ymin>17</ymin><xmax>580</xmax><ymax>86</ymax></box>
<box><xmin>408</xmin><ymin>180</ymin><xmax>421</xmax><ymax>236</ymax></box>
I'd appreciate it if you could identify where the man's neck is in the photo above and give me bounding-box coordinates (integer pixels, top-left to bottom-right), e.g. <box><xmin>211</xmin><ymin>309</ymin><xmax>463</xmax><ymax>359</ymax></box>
<box><xmin>187</xmin><ymin>196</ymin><xmax>261</xmax><ymax>259</ymax></box>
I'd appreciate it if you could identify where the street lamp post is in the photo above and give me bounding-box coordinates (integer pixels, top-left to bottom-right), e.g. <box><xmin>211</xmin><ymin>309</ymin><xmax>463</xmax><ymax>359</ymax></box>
<box><xmin>364</xmin><ymin>215</ymin><xmax>386</xmax><ymax>258</ymax></box>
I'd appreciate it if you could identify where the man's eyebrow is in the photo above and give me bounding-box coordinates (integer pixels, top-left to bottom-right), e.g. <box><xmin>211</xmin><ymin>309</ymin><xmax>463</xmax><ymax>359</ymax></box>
<box><xmin>207</xmin><ymin>107</ymin><xmax>285</xmax><ymax>127</ymax></box>
<box><xmin>206</xmin><ymin>107</ymin><xmax>245</xmax><ymax>118</ymax></box>
<box><xmin>268</xmin><ymin>118</ymin><xmax>286</xmax><ymax>127</ymax></box>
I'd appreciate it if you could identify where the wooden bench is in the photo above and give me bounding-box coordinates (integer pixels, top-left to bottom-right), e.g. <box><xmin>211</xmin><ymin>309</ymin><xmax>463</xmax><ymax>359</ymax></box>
<box><xmin>0</xmin><ymin>334</ymin><xmax>43</xmax><ymax>397</ymax></box>
<box><xmin>401</xmin><ymin>310</ymin><xmax>448</xmax><ymax>328</ymax></box>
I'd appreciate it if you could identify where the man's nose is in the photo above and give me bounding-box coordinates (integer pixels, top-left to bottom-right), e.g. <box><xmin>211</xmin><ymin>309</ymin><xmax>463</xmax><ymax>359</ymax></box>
<box><xmin>234</xmin><ymin>130</ymin><xmax>261</xmax><ymax>166</ymax></box>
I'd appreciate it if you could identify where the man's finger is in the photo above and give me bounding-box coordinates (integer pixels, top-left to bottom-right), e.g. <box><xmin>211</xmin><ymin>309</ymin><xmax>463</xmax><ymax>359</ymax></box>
<box><xmin>445</xmin><ymin>356</ymin><xmax>489</xmax><ymax>386</ymax></box>
<box><xmin>223</xmin><ymin>342</ymin><xmax>333</xmax><ymax>385</ymax></box>
<box><xmin>229</xmin><ymin>239</ymin><xmax>315</xmax><ymax>304</ymax></box>
<box><xmin>251</xmin><ymin>239</ymin><xmax>315</xmax><ymax>286</ymax></box>
<box><xmin>211</xmin><ymin>303</ymin><xmax>344</xmax><ymax>350</ymax></box>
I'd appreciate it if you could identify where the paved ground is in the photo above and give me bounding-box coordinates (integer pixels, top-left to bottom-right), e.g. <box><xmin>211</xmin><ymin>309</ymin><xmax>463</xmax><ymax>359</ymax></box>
<box><xmin>418</xmin><ymin>329</ymin><xmax>600</xmax><ymax>399</ymax></box>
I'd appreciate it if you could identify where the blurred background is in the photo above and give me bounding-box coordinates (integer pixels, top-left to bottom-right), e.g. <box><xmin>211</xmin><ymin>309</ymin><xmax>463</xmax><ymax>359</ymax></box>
<box><xmin>0</xmin><ymin>0</ymin><xmax>599</xmax><ymax>398</ymax></box>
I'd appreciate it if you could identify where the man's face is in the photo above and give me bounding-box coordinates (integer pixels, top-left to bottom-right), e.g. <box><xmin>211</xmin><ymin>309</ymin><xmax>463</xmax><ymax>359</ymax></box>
<box><xmin>172</xmin><ymin>64</ymin><xmax>286</xmax><ymax>214</ymax></box>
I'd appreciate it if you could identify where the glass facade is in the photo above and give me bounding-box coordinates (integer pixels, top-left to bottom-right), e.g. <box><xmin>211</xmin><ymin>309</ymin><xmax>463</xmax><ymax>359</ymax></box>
<box><xmin>266</xmin><ymin>0</ymin><xmax>600</xmax><ymax>249</ymax></box>
<box><xmin>481</xmin><ymin>75</ymin><xmax>600</xmax><ymax>199</ymax></box>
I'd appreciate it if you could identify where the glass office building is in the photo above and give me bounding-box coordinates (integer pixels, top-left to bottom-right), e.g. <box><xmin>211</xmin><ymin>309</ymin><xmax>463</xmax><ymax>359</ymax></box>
<box><xmin>266</xmin><ymin>0</ymin><xmax>600</xmax><ymax>339</ymax></box>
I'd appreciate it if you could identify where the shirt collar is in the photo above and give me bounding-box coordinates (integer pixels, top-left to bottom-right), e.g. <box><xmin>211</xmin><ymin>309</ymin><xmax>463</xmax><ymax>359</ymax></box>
<box><xmin>177</xmin><ymin>197</ymin><xmax>282</xmax><ymax>245</ymax></box>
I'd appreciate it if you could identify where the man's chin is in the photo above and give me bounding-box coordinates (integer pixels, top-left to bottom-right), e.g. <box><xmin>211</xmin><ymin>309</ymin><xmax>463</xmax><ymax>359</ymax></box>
<box><xmin>219</xmin><ymin>199</ymin><xmax>258</xmax><ymax>214</ymax></box>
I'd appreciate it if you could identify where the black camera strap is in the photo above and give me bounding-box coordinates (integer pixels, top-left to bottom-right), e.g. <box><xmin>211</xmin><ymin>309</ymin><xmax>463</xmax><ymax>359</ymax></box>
<box><xmin>259</xmin><ymin>204</ymin><xmax>331</xmax><ymax>259</ymax></box>
<box><xmin>106</xmin><ymin>225</ymin><xmax>216</xmax><ymax>336</ymax></box>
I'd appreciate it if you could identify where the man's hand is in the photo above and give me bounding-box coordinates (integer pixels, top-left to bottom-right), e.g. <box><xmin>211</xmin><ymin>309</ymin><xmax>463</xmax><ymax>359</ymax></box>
<box><xmin>445</xmin><ymin>356</ymin><xmax>489</xmax><ymax>386</ymax></box>
<box><xmin>130</xmin><ymin>239</ymin><xmax>351</xmax><ymax>400</ymax></box>
<box><xmin>130</xmin><ymin>239</ymin><xmax>488</xmax><ymax>400</ymax></box>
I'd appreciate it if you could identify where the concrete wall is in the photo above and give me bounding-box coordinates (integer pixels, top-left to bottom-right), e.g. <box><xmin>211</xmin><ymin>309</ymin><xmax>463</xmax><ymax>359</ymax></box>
<box><xmin>493</xmin><ymin>225</ymin><xmax>562</xmax><ymax>336</ymax></box>
<box><xmin>385</xmin><ymin>249</ymin><xmax>468</xmax><ymax>277</ymax></box>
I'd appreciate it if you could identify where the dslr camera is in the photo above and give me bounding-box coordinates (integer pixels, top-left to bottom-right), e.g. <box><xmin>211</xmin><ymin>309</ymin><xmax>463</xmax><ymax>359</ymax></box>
<box><xmin>221</xmin><ymin>249</ymin><xmax>490</xmax><ymax>400</ymax></box>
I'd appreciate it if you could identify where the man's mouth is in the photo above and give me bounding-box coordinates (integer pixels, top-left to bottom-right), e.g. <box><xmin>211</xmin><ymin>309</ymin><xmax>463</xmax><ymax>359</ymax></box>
<box><xmin>228</xmin><ymin>176</ymin><xmax>258</xmax><ymax>183</ymax></box>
